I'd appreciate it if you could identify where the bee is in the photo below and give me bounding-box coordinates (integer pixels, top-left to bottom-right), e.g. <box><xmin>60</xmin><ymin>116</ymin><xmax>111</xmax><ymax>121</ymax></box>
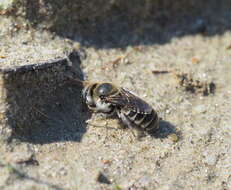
<box><xmin>69</xmin><ymin>79</ymin><xmax>159</xmax><ymax>137</ymax></box>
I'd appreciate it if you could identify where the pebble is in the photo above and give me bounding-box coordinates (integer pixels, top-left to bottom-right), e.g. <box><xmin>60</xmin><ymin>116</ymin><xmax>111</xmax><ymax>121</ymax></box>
<box><xmin>0</xmin><ymin>167</ymin><xmax>11</xmax><ymax>187</ymax></box>
<box><xmin>96</xmin><ymin>171</ymin><xmax>111</xmax><ymax>184</ymax></box>
<box><xmin>193</xmin><ymin>105</ymin><xmax>207</xmax><ymax>114</ymax></box>
<box><xmin>138</xmin><ymin>176</ymin><xmax>151</xmax><ymax>186</ymax></box>
<box><xmin>203</xmin><ymin>150</ymin><xmax>217</xmax><ymax>166</ymax></box>
<box><xmin>168</xmin><ymin>133</ymin><xmax>179</xmax><ymax>143</ymax></box>
<box><xmin>223</xmin><ymin>124</ymin><xmax>231</xmax><ymax>131</ymax></box>
<box><xmin>58</xmin><ymin>167</ymin><xmax>68</xmax><ymax>176</ymax></box>
<box><xmin>166</xmin><ymin>109</ymin><xmax>171</xmax><ymax>114</ymax></box>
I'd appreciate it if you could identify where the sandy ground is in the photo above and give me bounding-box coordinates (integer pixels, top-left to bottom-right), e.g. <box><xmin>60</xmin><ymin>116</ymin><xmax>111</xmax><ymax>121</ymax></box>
<box><xmin>0</xmin><ymin>5</ymin><xmax>231</xmax><ymax>190</ymax></box>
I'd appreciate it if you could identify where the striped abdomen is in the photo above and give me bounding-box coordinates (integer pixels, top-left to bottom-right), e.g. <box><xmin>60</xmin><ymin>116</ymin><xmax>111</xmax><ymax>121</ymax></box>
<box><xmin>123</xmin><ymin>109</ymin><xmax>159</xmax><ymax>132</ymax></box>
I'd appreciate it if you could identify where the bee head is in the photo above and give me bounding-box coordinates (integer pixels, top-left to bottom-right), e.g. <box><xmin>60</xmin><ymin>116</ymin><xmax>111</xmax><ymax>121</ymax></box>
<box><xmin>96</xmin><ymin>83</ymin><xmax>118</xmax><ymax>98</ymax></box>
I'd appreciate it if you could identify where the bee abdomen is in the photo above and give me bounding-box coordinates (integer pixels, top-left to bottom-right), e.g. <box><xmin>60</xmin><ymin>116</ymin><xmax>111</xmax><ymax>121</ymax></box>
<box><xmin>142</xmin><ymin>110</ymin><xmax>159</xmax><ymax>132</ymax></box>
<box><xmin>124</xmin><ymin>109</ymin><xmax>159</xmax><ymax>132</ymax></box>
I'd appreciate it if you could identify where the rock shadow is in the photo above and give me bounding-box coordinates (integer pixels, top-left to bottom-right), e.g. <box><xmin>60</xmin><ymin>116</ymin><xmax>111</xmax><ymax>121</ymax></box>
<box><xmin>12</xmin><ymin>0</ymin><xmax>231</xmax><ymax>49</ymax></box>
<box><xmin>150</xmin><ymin>119</ymin><xmax>178</xmax><ymax>139</ymax></box>
<box><xmin>16</xmin><ymin>82</ymin><xmax>91</xmax><ymax>144</ymax></box>
<box><xmin>0</xmin><ymin>51</ymin><xmax>90</xmax><ymax>144</ymax></box>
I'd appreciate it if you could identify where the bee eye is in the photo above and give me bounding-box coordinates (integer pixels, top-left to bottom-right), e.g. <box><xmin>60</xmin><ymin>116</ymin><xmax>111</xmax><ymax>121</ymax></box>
<box><xmin>97</xmin><ymin>83</ymin><xmax>113</xmax><ymax>96</ymax></box>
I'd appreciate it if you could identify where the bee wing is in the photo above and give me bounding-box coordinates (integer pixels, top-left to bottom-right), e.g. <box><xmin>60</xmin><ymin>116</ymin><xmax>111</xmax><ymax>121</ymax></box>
<box><xmin>105</xmin><ymin>88</ymin><xmax>153</xmax><ymax>114</ymax></box>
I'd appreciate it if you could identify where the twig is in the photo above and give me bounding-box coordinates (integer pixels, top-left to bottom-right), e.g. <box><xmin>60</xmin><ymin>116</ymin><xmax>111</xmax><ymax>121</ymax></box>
<box><xmin>152</xmin><ymin>70</ymin><xmax>170</xmax><ymax>74</ymax></box>
<box><xmin>104</xmin><ymin>51</ymin><xmax>132</xmax><ymax>69</ymax></box>
<box><xmin>226</xmin><ymin>44</ymin><xmax>231</xmax><ymax>50</ymax></box>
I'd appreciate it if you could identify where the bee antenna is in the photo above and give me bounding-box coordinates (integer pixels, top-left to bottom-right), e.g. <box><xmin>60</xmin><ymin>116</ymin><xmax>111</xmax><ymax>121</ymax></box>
<box><xmin>71</xmin><ymin>78</ymin><xmax>84</xmax><ymax>84</ymax></box>
<box><xmin>64</xmin><ymin>77</ymin><xmax>89</xmax><ymax>87</ymax></box>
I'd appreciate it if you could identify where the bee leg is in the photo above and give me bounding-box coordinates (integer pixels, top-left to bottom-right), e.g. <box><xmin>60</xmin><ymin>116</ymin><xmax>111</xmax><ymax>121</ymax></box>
<box><xmin>86</xmin><ymin>106</ymin><xmax>111</xmax><ymax>119</ymax></box>
<box><xmin>86</xmin><ymin>116</ymin><xmax>119</xmax><ymax>131</ymax></box>
<box><xmin>86</xmin><ymin>118</ymin><xmax>108</xmax><ymax>128</ymax></box>
<box><xmin>96</xmin><ymin>112</ymin><xmax>114</xmax><ymax>119</ymax></box>
<box><xmin>117</xmin><ymin>112</ymin><xmax>141</xmax><ymax>140</ymax></box>
<box><xmin>136</xmin><ymin>129</ymin><xmax>146</xmax><ymax>140</ymax></box>
<box><xmin>87</xmin><ymin>105</ymin><xmax>100</xmax><ymax>112</ymax></box>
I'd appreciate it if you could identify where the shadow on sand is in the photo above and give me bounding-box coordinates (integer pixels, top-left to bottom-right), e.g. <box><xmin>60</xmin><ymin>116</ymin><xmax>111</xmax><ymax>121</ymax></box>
<box><xmin>13</xmin><ymin>0</ymin><xmax>231</xmax><ymax>49</ymax></box>
<box><xmin>150</xmin><ymin>120</ymin><xmax>179</xmax><ymax>139</ymax></box>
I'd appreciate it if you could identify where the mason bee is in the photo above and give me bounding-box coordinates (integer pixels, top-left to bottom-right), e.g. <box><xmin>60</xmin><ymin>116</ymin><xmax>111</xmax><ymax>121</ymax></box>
<box><xmin>69</xmin><ymin>79</ymin><xmax>159</xmax><ymax>137</ymax></box>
